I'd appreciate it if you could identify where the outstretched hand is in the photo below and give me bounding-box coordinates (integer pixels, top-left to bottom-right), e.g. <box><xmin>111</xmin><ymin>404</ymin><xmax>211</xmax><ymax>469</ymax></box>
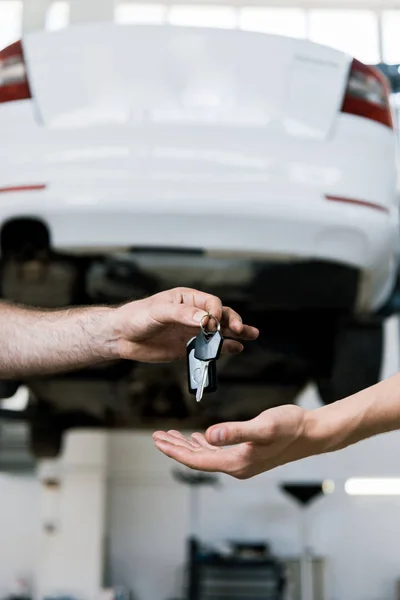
<box><xmin>153</xmin><ymin>405</ymin><xmax>320</xmax><ymax>479</ymax></box>
<box><xmin>112</xmin><ymin>287</ymin><xmax>259</xmax><ymax>363</ymax></box>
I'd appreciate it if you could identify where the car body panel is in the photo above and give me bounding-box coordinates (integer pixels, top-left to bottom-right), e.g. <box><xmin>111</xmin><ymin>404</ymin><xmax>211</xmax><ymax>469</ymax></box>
<box><xmin>23</xmin><ymin>24</ymin><xmax>349</xmax><ymax>137</ymax></box>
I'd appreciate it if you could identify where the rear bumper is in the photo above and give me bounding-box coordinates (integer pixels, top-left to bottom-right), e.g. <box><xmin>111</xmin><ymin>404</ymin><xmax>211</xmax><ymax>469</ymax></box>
<box><xmin>0</xmin><ymin>100</ymin><xmax>398</xmax><ymax>313</ymax></box>
<box><xmin>0</xmin><ymin>185</ymin><xmax>395</xmax><ymax>256</ymax></box>
<box><xmin>0</xmin><ymin>185</ymin><xmax>397</xmax><ymax>312</ymax></box>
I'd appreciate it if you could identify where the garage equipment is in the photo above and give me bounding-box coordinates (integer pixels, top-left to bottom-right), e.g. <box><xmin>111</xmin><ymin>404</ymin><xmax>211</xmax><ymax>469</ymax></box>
<box><xmin>280</xmin><ymin>483</ymin><xmax>326</xmax><ymax>600</ymax></box>
<box><xmin>173</xmin><ymin>469</ymin><xmax>286</xmax><ymax>600</ymax></box>
<box><xmin>172</xmin><ymin>468</ymin><xmax>219</xmax><ymax>599</ymax></box>
<box><xmin>187</xmin><ymin>538</ymin><xmax>285</xmax><ymax>600</ymax></box>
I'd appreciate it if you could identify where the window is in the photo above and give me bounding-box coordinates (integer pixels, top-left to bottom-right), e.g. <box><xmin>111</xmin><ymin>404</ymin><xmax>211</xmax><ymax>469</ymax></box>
<box><xmin>46</xmin><ymin>1</ymin><xmax>70</xmax><ymax>31</ymax></box>
<box><xmin>115</xmin><ymin>3</ymin><xmax>167</xmax><ymax>24</ymax></box>
<box><xmin>168</xmin><ymin>5</ymin><xmax>237</xmax><ymax>29</ymax></box>
<box><xmin>0</xmin><ymin>1</ymin><xmax>22</xmax><ymax>50</ymax></box>
<box><xmin>240</xmin><ymin>7</ymin><xmax>307</xmax><ymax>39</ymax></box>
<box><xmin>345</xmin><ymin>478</ymin><xmax>400</xmax><ymax>496</ymax></box>
<box><xmin>382</xmin><ymin>11</ymin><xmax>400</xmax><ymax>65</ymax></box>
<box><xmin>308</xmin><ymin>10</ymin><xmax>380</xmax><ymax>64</ymax></box>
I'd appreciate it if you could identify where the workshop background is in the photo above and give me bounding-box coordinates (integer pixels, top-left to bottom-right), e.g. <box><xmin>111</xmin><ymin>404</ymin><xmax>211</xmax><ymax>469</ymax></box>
<box><xmin>1</xmin><ymin>1</ymin><xmax>400</xmax><ymax>600</ymax></box>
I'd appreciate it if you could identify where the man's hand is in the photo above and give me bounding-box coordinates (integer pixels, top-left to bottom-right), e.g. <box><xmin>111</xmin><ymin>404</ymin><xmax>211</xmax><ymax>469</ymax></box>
<box><xmin>0</xmin><ymin>287</ymin><xmax>258</xmax><ymax>378</ymax></box>
<box><xmin>112</xmin><ymin>287</ymin><xmax>259</xmax><ymax>363</ymax></box>
<box><xmin>153</xmin><ymin>405</ymin><xmax>321</xmax><ymax>479</ymax></box>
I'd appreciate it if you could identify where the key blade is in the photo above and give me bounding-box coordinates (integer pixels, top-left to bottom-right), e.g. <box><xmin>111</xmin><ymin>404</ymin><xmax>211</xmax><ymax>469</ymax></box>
<box><xmin>196</xmin><ymin>362</ymin><xmax>209</xmax><ymax>402</ymax></box>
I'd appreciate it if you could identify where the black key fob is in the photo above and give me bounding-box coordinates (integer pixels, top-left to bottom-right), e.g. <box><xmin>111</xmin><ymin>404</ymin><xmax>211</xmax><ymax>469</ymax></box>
<box><xmin>194</xmin><ymin>330</ymin><xmax>224</xmax><ymax>362</ymax></box>
<box><xmin>186</xmin><ymin>337</ymin><xmax>218</xmax><ymax>396</ymax></box>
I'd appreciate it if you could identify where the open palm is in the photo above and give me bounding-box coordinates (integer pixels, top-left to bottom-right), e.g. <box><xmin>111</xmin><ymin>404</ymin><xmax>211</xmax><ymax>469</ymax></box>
<box><xmin>153</xmin><ymin>405</ymin><xmax>314</xmax><ymax>479</ymax></box>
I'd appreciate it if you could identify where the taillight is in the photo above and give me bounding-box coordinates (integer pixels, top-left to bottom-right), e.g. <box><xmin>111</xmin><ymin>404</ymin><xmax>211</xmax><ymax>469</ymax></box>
<box><xmin>341</xmin><ymin>59</ymin><xmax>392</xmax><ymax>128</ymax></box>
<box><xmin>0</xmin><ymin>41</ymin><xmax>31</xmax><ymax>104</ymax></box>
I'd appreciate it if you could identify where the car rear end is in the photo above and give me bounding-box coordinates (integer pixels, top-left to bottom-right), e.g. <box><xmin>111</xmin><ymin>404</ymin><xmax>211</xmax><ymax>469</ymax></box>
<box><xmin>0</xmin><ymin>23</ymin><xmax>398</xmax><ymax>314</ymax></box>
<box><xmin>1</xmin><ymin>23</ymin><xmax>399</xmax><ymax>448</ymax></box>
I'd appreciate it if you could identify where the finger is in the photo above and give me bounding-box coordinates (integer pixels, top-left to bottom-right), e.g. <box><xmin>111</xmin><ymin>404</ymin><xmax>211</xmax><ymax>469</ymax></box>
<box><xmin>221</xmin><ymin>307</ymin><xmax>243</xmax><ymax>334</ymax></box>
<box><xmin>152</xmin><ymin>303</ymin><xmax>209</xmax><ymax>328</ymax></box>
<box><xmin>191</xmin><ymin>432</ymin><xmax>218</xmax><ymax>450</ymax></box>
<box><xmin>168</xmin><ymin>429</ymin><xmax>191</xmax><ymax>441</ymax></box>
<box><xmin>168</xmin><ymin>430</ymin><xmax>201</xmax><ymax>449</ymax></box>
<box><xmin>220</xmin><ymin>308</ymin><xmax>259</xmax><ymax>340</ymax></box>
<box><xmin>205</xmin><ymin>416</ymin><xmax>274</xmax><ymax>446</ymax></box>
<box><xmin>173</xmin><ymin>288</ymin><xmax>224</xmax><ymax>322</ymax></box>
<box><xmin>238</xmin><ymin>324</ymin><xmax>260</xmax><ymax>340</ymax></box>
<box><xmin>152</xmin><ymin>431</ymin><xmax>195</xmax><ymax>450</ymax></box>
<box><xmin>201</xmin><ymin>306</ymin><xmax>258</xmax><ymax>340</ymax></box>
<box><xmin>188</xmin><ymin>436</ymin><xmax>203</xmax><ymax>448</ymax></box>
<box><xmin>156</xmin><ymin>289</ymin><xmax>259</xmax><ymax>336</ymax></box>
<box><xmin>153</xmin><ymin>430</ymin><xmax>200</xmax><ymax>451</ymax></box>
<box><xmin>222</xmin><ymin>340</ymin><xmax>244</xmax><ymax>355</ymax></box>
<box><xmin>158</xmin><ymin>306</ymin><xmax>255</xmax><ymax>340</ymax></box>
<box><xmin>153</xmin><ymin>440</ymin><xmax>239</xmax><ymax>473</ymax></box>
<box><xmin>221</xmin><ymin>324</ymin><xmax>259</xmax><ymax>341</ymax></box>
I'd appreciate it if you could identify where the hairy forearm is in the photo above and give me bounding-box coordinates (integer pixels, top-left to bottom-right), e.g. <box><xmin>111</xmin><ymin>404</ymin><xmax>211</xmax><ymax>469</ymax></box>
<box><xmin>308</xmin><ymin>373</ymin><xmax>400</xmax><ymax>453</ymax></box>
<box><xmin>0</xmin><ymin>302</ymin><xmax>119</xmax><ymax>378</ymax></box>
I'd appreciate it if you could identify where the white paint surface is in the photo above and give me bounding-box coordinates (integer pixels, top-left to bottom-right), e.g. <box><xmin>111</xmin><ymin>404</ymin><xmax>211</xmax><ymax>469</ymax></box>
<box><xmin>35</xmin><ymin>432</ymin><xmax>109</xmax><ymax>600</ymax></box>
<box><xmin>0</xmin><ymin>475</ymin><xmax>40</xmax><ymax>598</ymax></box>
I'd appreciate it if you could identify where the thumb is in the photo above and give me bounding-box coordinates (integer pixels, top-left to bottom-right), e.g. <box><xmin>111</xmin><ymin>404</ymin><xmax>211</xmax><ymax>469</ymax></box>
<box><xmin>206</xmin><ymin>417</ymin><xmax>272</xmax><ymax>446</ymax></box>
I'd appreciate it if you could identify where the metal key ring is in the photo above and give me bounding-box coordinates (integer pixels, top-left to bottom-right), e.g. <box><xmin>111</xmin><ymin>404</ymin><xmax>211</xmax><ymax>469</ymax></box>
<box><xmin>200</xmin><ymin>313</ymin><xmax>221</xmax><ymax>336</ymax></box>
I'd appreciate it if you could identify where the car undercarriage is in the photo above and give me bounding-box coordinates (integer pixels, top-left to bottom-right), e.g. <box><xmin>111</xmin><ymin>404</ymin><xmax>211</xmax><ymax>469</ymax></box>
<box><xmin>0</xmin><ymin>218</ymin><xmax>384</xmax><ymax>457</ymax></box>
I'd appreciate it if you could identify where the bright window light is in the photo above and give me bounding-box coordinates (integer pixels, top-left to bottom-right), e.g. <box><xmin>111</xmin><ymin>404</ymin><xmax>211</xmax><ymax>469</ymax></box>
<box><xmin>308</xmin><ymin>10</ymin><xmax>380</xmax><ymax>64</ymax></box>
<box><xmin>168</xmin><ymin>5</ymin><xmax>238</xmax><ymax>29</ymax></box>
<box><xmin>240</xmin><ymin>7</ymin><xmax>307</xmax><ymax>39</ymax></box>
<box><xmin>0</xmin><ymin>1</ymin><xmax>22</xmax><ymax>50</ymax></box>
<box><xmin>46</xmin><ymin>1</ymin><xmax>70</xmax><ymax>31</ymax></box>
<box><xmin>345</xmin><ymin>478</ymin><xmax>400</xmax><ymax>496</ymax></box>
<box><xmin>382</xmin><ymin>11</ymin><xmax>400</xmax><ymax>65</ymax></box>
<box><xmin>115</xmin><ymin>3</ymin><xmax>167</xmax><ymax>24</ymax></box>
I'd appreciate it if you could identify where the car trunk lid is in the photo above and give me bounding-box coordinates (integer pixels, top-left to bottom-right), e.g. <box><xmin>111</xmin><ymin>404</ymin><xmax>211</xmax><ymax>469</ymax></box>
<box><xmin>23</xmin><ymin>23</ymin><xmax>351</xmax><ymax>140</ymax></box>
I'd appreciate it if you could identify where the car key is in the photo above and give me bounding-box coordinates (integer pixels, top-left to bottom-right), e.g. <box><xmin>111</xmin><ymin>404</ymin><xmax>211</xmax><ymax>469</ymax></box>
<box><xmin>193</xmin><ymin>314</ymin><xmax>224</xmax><ymax>402</ymax></box>
<box><xmin>186</xmin><ymin>337</ymin><xmax>218</xmax><ymax>398</ymax></box>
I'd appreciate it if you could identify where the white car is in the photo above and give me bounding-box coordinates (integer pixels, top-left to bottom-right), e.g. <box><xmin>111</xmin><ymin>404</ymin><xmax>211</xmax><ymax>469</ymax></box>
<box><xmin>0</xmin><ymin>23</ymin><xmax>398</xmax><ymax>457</ymax></box>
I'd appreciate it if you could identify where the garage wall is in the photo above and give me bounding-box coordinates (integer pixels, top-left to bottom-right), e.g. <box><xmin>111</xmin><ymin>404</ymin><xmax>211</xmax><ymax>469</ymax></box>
<box><xmin>0</xmin><ymin>476</ymin><xmax>40</xmax><ymax>597</ymax></box>
<box><xmin>107</xmin><ymin>432</ymin><xmax>400</xmax><ymax>600</ymax></box>
<box><xmin>107</xmin><ymin>317</ymin><xmax>400</xmax><ymax>600</ymax></box>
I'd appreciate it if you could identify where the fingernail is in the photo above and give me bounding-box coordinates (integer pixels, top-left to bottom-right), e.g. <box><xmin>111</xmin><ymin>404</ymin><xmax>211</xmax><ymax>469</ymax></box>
<box><xmin>209</xmin><ymin>427</ymin><xmax>225</xmax><ymax>445</ymax></box>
